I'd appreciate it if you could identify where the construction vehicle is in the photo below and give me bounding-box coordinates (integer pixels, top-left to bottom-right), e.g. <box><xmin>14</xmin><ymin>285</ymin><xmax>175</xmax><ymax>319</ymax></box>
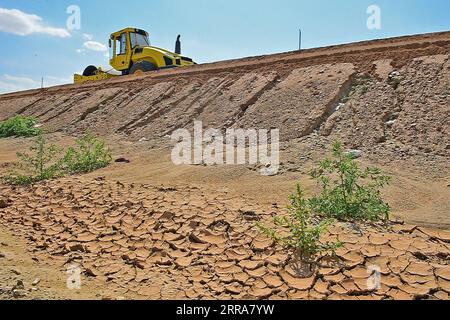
<box><xmin>74</xmin><ymin>28</ymin><xmax>196</xmax><ymax>84</ymax></box>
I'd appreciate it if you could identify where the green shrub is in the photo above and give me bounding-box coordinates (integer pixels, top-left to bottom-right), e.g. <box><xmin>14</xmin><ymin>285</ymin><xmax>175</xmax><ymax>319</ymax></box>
<box><xmin>0</xmin><ymin>115</ymin><xmax>42</xmax><ymax>138</ymax></box>
<box><xmin>309</xmin><ymin>141</ymin><xmax>391</xmax><ymax>222</ymax></box>
<box><xmin>257</xmin><ymin>140</ymin><xmax>391</xmax><ymax>266</ymax></box>
<box><xmin>63</xmin><ymin>131</ymin><xmax>112</xmax><ymax>174</ymax></box>
<box><xmin>2</xmin><ymin>131</ymin><xmax>112</xmax><ymax>186</ymax></box>
<box><xmin>258</xmin><ymin>185</ymin><xmax>341</xmax><ymax>265</ymax></box>
<box><xmin>3</xmin><ymin>133</ymin><xmax>64</xmax><ymax>185</ymax></box>
<box><xmin>388</xmin><ymin>76</ymin><xmax>402</xmax><ymax>90</ymax></box>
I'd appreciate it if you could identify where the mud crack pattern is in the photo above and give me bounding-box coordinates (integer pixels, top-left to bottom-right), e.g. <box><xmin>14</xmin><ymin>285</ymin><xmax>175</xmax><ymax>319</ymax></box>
<box><xmin>0</xmin><ymin>178</ymin><xmax>448</xmax><ymax>300</ymax></box>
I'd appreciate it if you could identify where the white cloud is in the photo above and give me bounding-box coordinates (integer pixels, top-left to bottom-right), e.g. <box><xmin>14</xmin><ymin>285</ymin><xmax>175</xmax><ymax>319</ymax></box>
<box><xmin>83</xmin><ymin>40</ymin><xmax>107</xmax><ymax>52</ymax></box>
<box><xmin>0</xmin><ymin>74</ymin><xmax>39</xmax><ymax>93</ymax></box>
<box><xmin>45</xmin><ymin>75</ymin><xmax>72</xmax><ymax>86</ymax></box>
<box><xmin>0</xmin><ymin>7</ymin><xmax>70</xmax><ymax>38</ymax></box>
<box><xmin>3</xmin><ymin>74</ymin><xmax>38</xmax><ymax>87</ymax></box>
<box><xmin>0</xmin><ymin>80</ymin><xmax>29</xmax><ymax>94</ymax></box>
<box><xmin>0</xmin><ymin>74</ymin><xmax>71</xmax><ymax>94</ymax></box>
<box><xmin>83</xmin><ymin>33</ymin><xmax>93</xmax><ymax>41</ymax></box>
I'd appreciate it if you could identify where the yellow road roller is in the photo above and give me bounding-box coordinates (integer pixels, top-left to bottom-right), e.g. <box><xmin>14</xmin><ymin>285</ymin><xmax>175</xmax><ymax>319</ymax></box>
<box><xmin>74</xmin><ymin>27</ymin><xmax>196</xmax><ymax>84</ymax></box>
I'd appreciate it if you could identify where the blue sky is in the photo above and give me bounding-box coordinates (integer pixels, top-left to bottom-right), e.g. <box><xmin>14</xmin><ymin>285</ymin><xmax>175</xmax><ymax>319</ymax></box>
<box><xmin>0</xmin><ymin>0</ymin><xmax>449</xmax><ymax>93</ymax></box>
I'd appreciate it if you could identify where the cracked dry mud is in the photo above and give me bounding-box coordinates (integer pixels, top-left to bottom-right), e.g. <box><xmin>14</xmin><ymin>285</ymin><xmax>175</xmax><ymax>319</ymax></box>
<box><xmin>0</xmin><ymin>179</ymin><xmax>449</xmax><ymax>300</ymax></box>
<box><xmin>0</xmin><ymin>32</ymin><xmax>449</xmax><ymax>300</ymax></box>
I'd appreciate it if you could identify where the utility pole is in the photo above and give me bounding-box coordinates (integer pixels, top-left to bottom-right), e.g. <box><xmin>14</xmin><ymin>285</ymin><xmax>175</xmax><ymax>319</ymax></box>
<box><xmin>299</xmin><ymin>29</ymin><xmax>302</xmax><ymax>51</ymax></box>
<box><xmin>41</xmin><ymin>77</ymin><xmax>44</xmax><ymax>89</ymax></box>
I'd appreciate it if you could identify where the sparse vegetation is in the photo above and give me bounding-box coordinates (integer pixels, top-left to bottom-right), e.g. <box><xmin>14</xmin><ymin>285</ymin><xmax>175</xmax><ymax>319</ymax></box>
<box><xmin>359</xmin><ymin>84</ymin><xmax>369</xmax><ymax>95</ymax></box>
<box><xmin>2</xmin><ymin>131</ymin><xmax>112</xmax><ymax>185</ymax></box>
<box><xmin>388</xmin><ymin>73</ymin><xmax>402</xmax><ymax>90</ymax></box>
<box><xmin>0</xmin><ymin>115</ymin><xmax>42</xmax><ymax>138</ymax></box>
<box><xmin>3</xmin><ymin>133</ymin><xmax>64</xmax><ymax>185</ymax></box>
<box><xmin>340</xmin><ymin>75</ymin><xmax>372</xmax><ymax>103</ymax></box>
<box><xmin>63</xmin><ymin>131</ymin><xmax>112</xmax><ymax>174</ymax></box>
<box><xmin>258</xmin><ymin>185</ymin><xmax>341</xmax><ymax>266</ymax></box>
<box><xmin>309</xmin><ymin>141</ymin><xmax>391</xmax><ymax>222</ymax></box>
<box><xmin>258</xmin><ymin>140</ymin><xmax>391</xmax><ymax>269</ymax></box>
<box><xmin>389</xmin><ymin>77</ymin><xmax>401</xmax><ymax>90</ymax></box>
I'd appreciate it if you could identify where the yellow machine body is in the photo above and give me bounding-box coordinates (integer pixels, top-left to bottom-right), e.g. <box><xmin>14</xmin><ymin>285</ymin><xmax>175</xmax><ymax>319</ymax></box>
<box><xmin>74</xmin><ymin>27</ymin><xmax>195</xmax><ymax>83</ymax></box>
<box><xmin>73</xmin><ymin>68</ymin><xmax>118</xmax><ymax>84</ymax></box>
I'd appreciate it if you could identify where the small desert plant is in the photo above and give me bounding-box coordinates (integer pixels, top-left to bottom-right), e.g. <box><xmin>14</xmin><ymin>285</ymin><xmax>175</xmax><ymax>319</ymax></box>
<box><xmin>3</xmin><ymin>133</ymin><xmax>64</xmax><ymax>185</ymax></box>
<box><xmin>359</xmin><ymin>84</ymin><xmax>369</xmax><ymax>95</ymax></box>
<box><xmin>309</xmin><ymin>141</ymin><xmax>391</xmax><ymax>222</ymax></box>
<box><xmin>63</xmin><ymin>131</ymin><xmax>112</xmax><ymax>174</ymax></box>
<box><xmin>258</xmin><ymin>185</ymin><xmax>341</xmax><ymax>267</ymax></box>
<box><xmin>257</xmin><ymin>141</ymin><xmax>391</xmax><ymax>267</ymax></box>
<box><xmin>388</xmin><ymin>75</ymin><xmax>402</xmax><ymax>90</ymax></box>
<box><xmin>0</xmin><ymin>115</ymin><xmax>42</xmax><ymax>138</ymax></box>
<box><xmin>2</xmin><ymin>131</ymin><xmax>113</xmax><ymax>185</ymax></box>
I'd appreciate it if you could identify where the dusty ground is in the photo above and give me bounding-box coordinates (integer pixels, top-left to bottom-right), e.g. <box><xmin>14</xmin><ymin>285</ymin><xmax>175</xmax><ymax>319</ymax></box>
<box><xmin>0</xmin><ymin>177</ymin><xmax>449</xmax><ymax>300</ymax></box>
<box><xmin>0</xmin><ymin>31</ymin><xmax>449</xmax><ymax>300</ymax></box>
<box><xmin>0</xmin><ymin>227</ymin><xmax>102</xmax><ymax>300</ymax></box>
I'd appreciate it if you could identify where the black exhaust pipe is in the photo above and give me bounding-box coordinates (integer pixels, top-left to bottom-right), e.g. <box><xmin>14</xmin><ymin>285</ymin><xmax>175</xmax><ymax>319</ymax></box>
<box><xmin>175</xmin><ymin>35</ymin><xmax>181</xmax><ymax>54</ymax></box>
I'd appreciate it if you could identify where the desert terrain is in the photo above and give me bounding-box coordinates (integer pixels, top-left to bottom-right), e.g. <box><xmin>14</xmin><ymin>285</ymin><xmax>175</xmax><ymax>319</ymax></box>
<box><xmin>0</xmin><ymin>31</ymin><xmax>449</xmax><ymax>300</ymax></box>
